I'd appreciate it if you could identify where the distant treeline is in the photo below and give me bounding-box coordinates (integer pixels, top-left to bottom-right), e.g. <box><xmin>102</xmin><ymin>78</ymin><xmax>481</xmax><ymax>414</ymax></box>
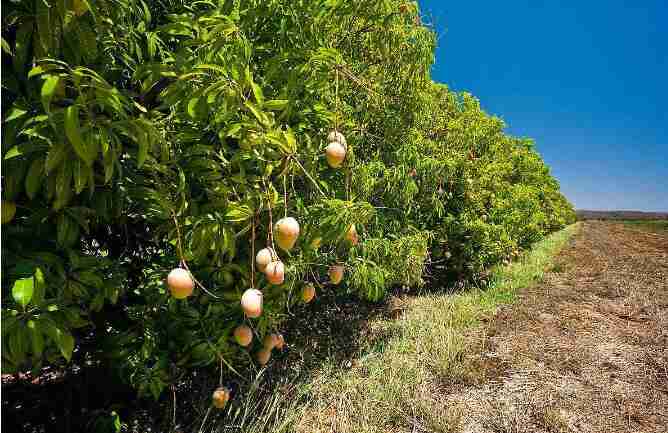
<box><xmin>577</xmin><ymin>210</ymin><xmax>668</xmax><ymax>220</ymax></box>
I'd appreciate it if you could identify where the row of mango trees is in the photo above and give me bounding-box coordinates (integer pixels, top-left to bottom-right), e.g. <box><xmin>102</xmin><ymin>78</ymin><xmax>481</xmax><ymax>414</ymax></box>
<box><xmin>1</xmin><ymin>0</ymin><xmax>575</xmax><ymax>420</ymax></box>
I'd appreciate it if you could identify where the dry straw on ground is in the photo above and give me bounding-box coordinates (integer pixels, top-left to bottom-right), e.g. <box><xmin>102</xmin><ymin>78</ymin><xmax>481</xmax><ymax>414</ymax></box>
<box><xmin>447</xmin><ymin>222</ymin><xmax>668</xmax><ymax>433</ymax></box>
<box><xmin>207</xmin><ymin>221</ymin><xmax>667</xmax><ymax>433</ymax></box>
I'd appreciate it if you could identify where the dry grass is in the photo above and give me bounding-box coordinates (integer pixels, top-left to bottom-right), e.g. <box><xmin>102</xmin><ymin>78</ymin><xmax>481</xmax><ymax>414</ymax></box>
<box><xmin>445</xmin><ymin>222</ymin><xmax>668</xmax><ymax>433</ymax></box>
<box><xmin>283</xmin><ymin>224</ymin><xmax>580</xmax><ymax>433</ymax></box>
<box><xmin>205</xmin><ymin>221</ymin><xmax>668</xmax><ymax>433</ymax></box>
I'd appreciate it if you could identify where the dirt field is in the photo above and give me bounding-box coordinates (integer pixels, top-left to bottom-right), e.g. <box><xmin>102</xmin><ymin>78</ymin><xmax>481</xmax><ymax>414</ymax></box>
<box><xmin>450</xmin><ymin>222</ymin><xmax>668</xmax><ymax>433</ymax></box>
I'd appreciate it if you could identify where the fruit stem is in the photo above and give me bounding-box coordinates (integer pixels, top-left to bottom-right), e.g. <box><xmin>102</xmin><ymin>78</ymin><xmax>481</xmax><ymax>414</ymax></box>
<box><xmin>219</xmin><ymin>357</ymin><xmax>223</xmax><ymax>387</ymax></box>
<box><xmin>171</xmin><ymin>385</ymin><xmax>177</xmax><ymax>429</ymax></box>
<box><xmin>283</xmin><ymin>173</ymin><xmax>288</xmax><ymax>218</ymax></box>
<box><xmin>171</xmin><ymin>212</ymin><xmax>185</xmax><ymax>262</ymax></box>
<box><xmin>262</xmin><ymin>178</ymin><xmax>277</xmax><ymax>251</ymax></box>
<box><xmin>335</xmin><ymin>68</ymin><xmax>339</xmax><ymax>132</ymax></box>
<box><xmin>172</xmin><ymin>212</ymin><xmax>221</xmax><ymax>298</ymax></box>
<box><xmin>335</xmin><ymin>64</ymin><xmax>385</xmax><ymax>101</ymax></box>
<box><xmin>180</xmin><ymin>260</ymin><xmax>221</xmax><ymax>299</ymax></box>
<box><xmin>309</xmin><ymin>268</ymin><xmax>321</xmax><ymax>285</ymax></box>
<box><xmin>197</xmin><ymin>406</ymin><xmax>212</xmax><ymax>433</ymax></box>
<box><xmin>289</xmin><ymin>155</ymin><xmax>326</xmax><ymax>198</ymax></box>
<box><xmin>250</xmin><ymin>212</ymin><xmax>256</xmax><ymax>289</ymax></box>
<box><xmin>200</xmin><ymin>320</ymin><xmax>246</xmax><ymax>380</ymax></box>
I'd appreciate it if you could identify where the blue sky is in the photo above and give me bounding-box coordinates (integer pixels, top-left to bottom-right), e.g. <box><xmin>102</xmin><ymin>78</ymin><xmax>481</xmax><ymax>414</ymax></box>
<box><xmin>419</xmin><ymin>0</ymin><xmax>667</xmax><ymax>211</ymax></box>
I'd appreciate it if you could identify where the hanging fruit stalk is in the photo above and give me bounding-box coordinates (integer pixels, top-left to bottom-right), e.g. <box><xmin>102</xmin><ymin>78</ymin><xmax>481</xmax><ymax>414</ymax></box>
<box><xmin>167</xmin><ymin>213</ymin><xmax>221</xmax><ymax>299</ymax></box>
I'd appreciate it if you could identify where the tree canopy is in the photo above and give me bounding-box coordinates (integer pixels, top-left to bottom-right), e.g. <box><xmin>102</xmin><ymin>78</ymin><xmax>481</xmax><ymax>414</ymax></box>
<box><xmin>1</xmin><ymin>0</ymin><xmax>574</xmax><ymax>410</ymax></box>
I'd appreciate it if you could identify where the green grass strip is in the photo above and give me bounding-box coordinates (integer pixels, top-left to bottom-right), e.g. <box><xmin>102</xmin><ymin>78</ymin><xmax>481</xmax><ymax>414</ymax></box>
<box><xmin>297</xmin><ymin>223</ymin><xmax>580</xmax><ymax>433</ymax></box>
<box><xmin>621</xmin><ymin>219</ymin><xmax>668</xmax><ymax>233</ymax></box>
<box><xmin>216</xmin><ymin>223</ymin><xmax>581</xmax><ymax>433</ymax></box>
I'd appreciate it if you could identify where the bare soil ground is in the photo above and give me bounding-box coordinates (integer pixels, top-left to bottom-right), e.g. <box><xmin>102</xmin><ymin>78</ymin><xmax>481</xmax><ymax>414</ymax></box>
<box><xmin>450</xmin><ymin>222</ymin><xmax>668</xmax><ymax>433</ymax></box>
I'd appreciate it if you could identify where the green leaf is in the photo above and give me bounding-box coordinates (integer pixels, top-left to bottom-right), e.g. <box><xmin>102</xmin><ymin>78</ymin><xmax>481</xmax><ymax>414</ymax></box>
<box><xmin>264</xmin><ymin>99</ymin><xmax>289</xmax><ymax>111</ymax></box>
<box><xmin>32</xmin><ymin>268</ymin><xmax>46</xmax><ymax>306</ymax></box>
<box><xmin>8</xmin><ymin>327</ymin><xmax>29</xmax><ymax>365</ymax></box>
<box><xmin>223</xmin><ymin>123</ymin><xmax>243</xmax><ymax>138</ymax></box>
<box><xmin>13</xmin><ymin>21</ymin><xmax>34</xmax><ymax>78</ymax></box>
<box><xmin>4</xmin><ymin>146</ymin><xmax>23</xmax><ymax>160</ymax></box>
<box><xmin>193</xmin><ymin>64</ymin><xmax>227</xmax><ymax>75</ymax></box>
<box><xmin>66</xmin><ymin>207</ymin><xmax>91</xmax><ymax>234</ymax></box>
<box><xmin>112</xmin><ymin>412</ymin><xmax>121</xmax><ymax>432</ymax></box>
<box><xmin>12</xmin><ymin>277</ymin><xmax>34</xmax><ymax>308</ymax></box>
<box><xmin>4</xmin><ymin>106</ymin><xmax>28</xmax><ymax>122</ymax></box>
<box><xmin>186</xmin><ymin>95</ymin><xmax>207</xmax><ymax>120</ymax></box>
<box><xmin>251</xmin><ymin>82</ymin><xmax>264</xmax><ymax>105</ymax></box>
<box><xmin>78</xmin><ymin>21</ymin><xmax>98</xmax><ymax>62</ymax></box>
<box><xmin>149</xmin><ymin>379</ymin><xmax>164</xmax><ymax>401</ymax></box>
<box><xmin>35</xmin><ymin>0</ymin><xmax>52</xmax><ymax>55</ymax></box>
<box><xmin>27</xmin><ymin>320</ymin><xmax>45</xmax><ymax>356</ymax></box>
<box><xmin>58</xmin><ymin>330</ymin><xmax>75</xmax><ymax>361</ymax></box>
<box><xmin>41</xmin><ymin>76</ymin><xmax>60</xmax><ymax>113</ymax></box>
<box><xmin>103</xmin><ymin>139</ymin><xmax>115</xmax><ymax>183</ymax></box>
<box><xmin>2</xmin><ymin>315</ymin><xmax>19</xmax><ymax>337</ymax></box>
<box><xmin>53</xmin><ymin>159</ymin><xmax>73</xmax><ymax>210</ymax></box>
<box><xmin>45</xmin><ymin>141</ymin><xmax>67</xmax><ymax>173</ymax></box>
<box><xmin>64</xmin><ymin>105</ymin><xmax>94</xmax><ymax>166</ymax></box>
<box><xmin>28</xmin><ymin>65</ymin><xmax>45</xmax><ymax>78</ymax></box>
<box><xmin>1</xmin><ymin>37</ymin><xmax>11</xmax><ymax>55</ymax></box>
<box><xmin>4</xmin><ymin>141</ymin><xmax>47</xmax><ymax>160</ymax></box>
<box><xmin>63</xmin><ymin>307</ymin><xmax>89</xmax><ymax>328</ymax></box>
<box><xmin>2</xmin><ymin>157</ymin><xmax>29</xmax><ymax>199</ymax></box>
<box><xmin>57</xmin><ymin>212</ymin><xmax>79</xmax><ymax>247</ymax></box>
<box><xmin>73</xmin><ymin>159</ymin><xmax>89</xmax><ymax>194</ymax></box>
<box><xmin>186</xmin><ymin>96</ymin><xmax>198</xmax><ymax>119</ymax></box>
<box><xmin>243</xmin><ymin>64</ymin><xmax>252</xmax><ymax>86</ymax></box>
<box><xmin>283</xmin><ymin>128</ymin><xmax>297</xmax><ymax>154</ymax></box>
<box><xmin>77</xmin><ymin>270</ymin><xmax>103</xmax><ymax>287</ymax></box>
<box><xmin>25</xmin><ymin>158</ymin><xmax>44</xmax><ymax>199</ymax></box>
<box><xmin>133</xmin><ymin>100</ymin><xmax>148</xmax><ymax>113</ymax></box>
<box><xmin>43</xmin><ymin>322</ymin><xmax>75</xmax><ymax>362</ymax></box>
<box><xmin>244</xmin><ymin>101</ymin><xmax>270</xmax><ymax>126</ymax></box>
<box><xmin>135</xmin><ymin>129</ymin><xmax>148</xmax><ymax>168</ymax></box>
<box><xmin>76</xmin><ymin>0</ymin><xmax>95</xmax><ymax>21</ymax></box>
<box><xmin>224</xmin><ymin>204</ymin><xmax>252</xmax><ymax>222</ymax></box>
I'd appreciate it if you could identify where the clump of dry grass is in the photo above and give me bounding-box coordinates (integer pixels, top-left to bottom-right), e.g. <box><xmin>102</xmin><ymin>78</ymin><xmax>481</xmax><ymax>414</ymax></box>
<box><xmin>479</xmin><ymin>394</ymin><xmax>571</xmax><ymax>433</ymax></box>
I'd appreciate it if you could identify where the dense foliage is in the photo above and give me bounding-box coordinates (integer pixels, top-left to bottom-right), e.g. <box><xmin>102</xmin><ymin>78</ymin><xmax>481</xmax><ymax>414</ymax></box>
<box><xmin>1</xmin><ymin>0</ymin><xmax>574</xmax><ymax>411</ymax></box>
